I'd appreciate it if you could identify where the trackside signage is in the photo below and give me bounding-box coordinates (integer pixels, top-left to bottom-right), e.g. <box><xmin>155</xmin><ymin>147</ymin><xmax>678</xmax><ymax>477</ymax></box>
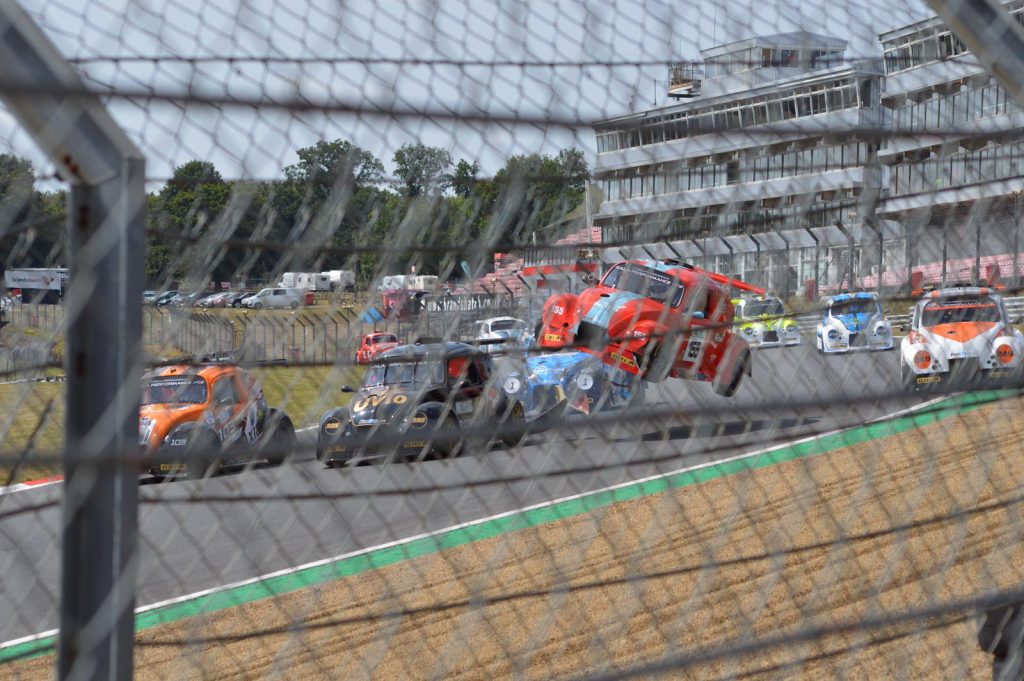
<box><xmin>3</xmin><ymin>268</ymin><xmax>67</xmax><ymax>291</ymax></box>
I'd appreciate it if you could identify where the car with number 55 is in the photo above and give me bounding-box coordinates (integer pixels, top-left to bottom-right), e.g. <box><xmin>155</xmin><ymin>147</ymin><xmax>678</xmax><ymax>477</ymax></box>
<box><xmin>535</xmin><ymin>259</ymin><xmax>764</xmax><ymax>396</ymax></box>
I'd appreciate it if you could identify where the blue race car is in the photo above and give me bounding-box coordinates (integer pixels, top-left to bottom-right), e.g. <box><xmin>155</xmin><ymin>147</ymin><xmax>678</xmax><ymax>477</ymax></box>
<box><xmin>499</xmin><ymin>350</ymin><xmax>646</xmax><ymax>421</ymax></box>
<box><xmin>815</xmin><ymin>292</ymin><xmax>894</xmax><ymax>354</ymax></box>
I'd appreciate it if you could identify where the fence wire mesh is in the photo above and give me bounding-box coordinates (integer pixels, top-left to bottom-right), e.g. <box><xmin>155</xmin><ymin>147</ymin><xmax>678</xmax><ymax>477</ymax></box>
<box><xmin>3</xmin><ymin>0</ymin><xmax>1024</xmax><ymax>679</ymax></box>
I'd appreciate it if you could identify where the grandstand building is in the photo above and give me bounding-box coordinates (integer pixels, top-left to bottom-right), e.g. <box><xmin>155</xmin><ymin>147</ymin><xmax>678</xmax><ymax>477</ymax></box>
<box><xmin>875</xmin><ymin>3</ymin><xmax>1024</xmax><ymax>290</ymax></box>
<box><xmin>589</xmin><ymin>31</ymin><xmax>891</xmax><ymax>297</ymax></box>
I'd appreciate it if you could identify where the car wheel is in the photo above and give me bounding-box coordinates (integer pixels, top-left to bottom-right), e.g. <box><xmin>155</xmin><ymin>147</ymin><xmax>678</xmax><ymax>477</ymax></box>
<box><xmin>646</xmin><ymin>339</ymin><xmax>682</xmax><ymax>383</ymax></box>
<box><xmin>713</xmin><ymin>348</ymin><xmax>750</xmax><ymax>397</ymax></box>
<box><xmin>253</xmin><ymin>302</ymin><xmax>263</xmax><ymax>310</ymax></box>
<box><xmin>290</xmin><ymin>301</ymin><xmax>299</xmax><ymax>310</ymax></box>
<box><xmin>900</xmin><ymin>361</ymin><xmax>916</xmax><ymax>393</ymax></box>
<box><xmin>500</xmin><ymin>401</ymin><xmax>526</xmax><ymax>447</ymax></box>
<box><xmin>185</xmin><ymin>430</ymin><xmax>219</xmax><ymax>480</ymax></box>
<box><xmin>264</xmin><ymin>411</ymin><xmax>296</xmax><ymax>466</ymax></box>
<box><xmin>436</xmin><ymin>413</ymin><xmax>462</xmax><ymax>458</ymax></box>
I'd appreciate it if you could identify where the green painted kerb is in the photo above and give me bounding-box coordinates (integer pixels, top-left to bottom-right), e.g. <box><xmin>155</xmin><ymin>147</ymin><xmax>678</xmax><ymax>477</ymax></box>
<box><xmin>2</xmin><ymin>389</ymin><xmax>1011</xmax><ymax>664</ymax></box>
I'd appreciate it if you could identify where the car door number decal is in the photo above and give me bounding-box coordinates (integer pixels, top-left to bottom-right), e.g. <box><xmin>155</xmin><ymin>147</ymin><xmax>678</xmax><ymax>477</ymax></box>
<box><xmin>684</xmin><ymin>329</ymin><xmax>706</xmax><ymax>361</ymax></box>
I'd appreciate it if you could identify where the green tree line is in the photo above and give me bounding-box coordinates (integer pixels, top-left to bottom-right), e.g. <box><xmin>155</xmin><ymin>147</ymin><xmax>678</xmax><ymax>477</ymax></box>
<box><xmin>0</xmin><ymin>141</ymin><xmax>589</xmax><ymax>287</ymax></box>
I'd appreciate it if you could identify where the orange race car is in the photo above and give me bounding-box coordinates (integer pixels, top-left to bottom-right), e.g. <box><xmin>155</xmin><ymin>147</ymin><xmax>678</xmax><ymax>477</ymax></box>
<box><xmin>536</xmin><ymin>259</ymin><xmax>765</xmax><ymax>394</ymax></box>
<box><xmin>355</xmin><ymin>332</ymin><xmax>401</xmax><ymax>365</ymax></box>
<box><xmin>139</xmin><ymin>363</ymin><xmax>296</xmax><ymax>479</ymax></box>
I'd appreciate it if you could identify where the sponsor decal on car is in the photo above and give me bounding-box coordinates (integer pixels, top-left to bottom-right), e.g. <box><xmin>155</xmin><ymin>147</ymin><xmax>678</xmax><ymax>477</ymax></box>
<box><xmin>403</xmin><ymin>440</ymin><xmax>428</xmax><ymax>448</ymax></box>
<box><xmin>353</xmin><ymin>393</ymin><xmax>409</xmax><ymax>411</ymax></box>
<box><xmin>916</xmin><ymin>375</ymin><xmax>942</xmax><ymax>384</ymax></box>
<box><xmin>544</xmin><ymin>333</ymin><xmax>562</xmax><ymax>342</ymax></box>
<box><xmin>609</xmin><ymin>351</ymin><xmax>637</xmax><ymax>368</ymax></box>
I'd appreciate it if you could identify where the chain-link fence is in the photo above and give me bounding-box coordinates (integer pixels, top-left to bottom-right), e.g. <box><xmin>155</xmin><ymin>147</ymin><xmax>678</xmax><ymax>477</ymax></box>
<box><xmin>4</xmin><ymin>0</ymin><xmax>1024</xmax><ymax>679</ymax></box>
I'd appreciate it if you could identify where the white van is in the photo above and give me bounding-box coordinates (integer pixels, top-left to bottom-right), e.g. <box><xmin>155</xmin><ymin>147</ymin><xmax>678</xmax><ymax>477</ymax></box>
<box><xmin>243</xmin><ymin>287</ymin><xmax>304</xmax><ymax>309</ymax></box>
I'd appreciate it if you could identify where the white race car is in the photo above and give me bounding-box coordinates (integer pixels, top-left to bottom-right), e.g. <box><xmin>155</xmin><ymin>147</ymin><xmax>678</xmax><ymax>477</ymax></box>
<box><xmin>816</xmin><ymin>292</ymin><xmax>893</xmax><ymax>354</ymax></box>
<box><xmin>472</xmin><ymin>316</ymin><xmax>530</xmax><ymax>354</ymax></box>
<box><xmin>900</xmin><ymin>287</ymin><xmax>1024</xmax><ymax>391</ymax></box>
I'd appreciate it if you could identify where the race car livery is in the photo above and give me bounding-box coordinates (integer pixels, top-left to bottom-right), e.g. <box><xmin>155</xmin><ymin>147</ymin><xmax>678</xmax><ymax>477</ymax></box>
<box><xmin>900</xmin><ymin>287</ymin><xmax>1024</xmax><ymax>390</ymax></box>
<box><xmin>816</xmin><ymin>292</ymin><xmax>893</xmax><ymax>354</ymax></box>
<box><xmin>734</xmin><ymin>296</ymin><xmax>800</xmax><ymax>348</ymax></box>
<box><xmin>355</xmin><ymin>332</ymin><xmax>400</xmax><ymax>365</ymax></box>
<box><xmin>500</xmin><ymin>350</ymin><xmax>646</xmax><ymax>421</ymax></box>
<box><xmin>536</xmin><ymin>258</ymin><xmax>764</xmax><ymax>395</ymax></box>
<box><xmin>139</xmin><ymin>364</ymin><xmax>296</xmax><ymax>479</ymax></box>
<box><xmin>319</xmin><ymin>341</ymin><xmax>524</xmax><ymax>466</ymax></box>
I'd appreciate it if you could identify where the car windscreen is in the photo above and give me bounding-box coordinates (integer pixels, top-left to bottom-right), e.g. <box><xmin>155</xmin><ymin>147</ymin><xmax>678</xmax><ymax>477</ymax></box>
<box><xmin>363</xmin><ymin>361</ymin><xmax>444</xmax><ymax>387</ymax></box>
<box><xmin>602</xmin><ymin>264</ymin><xmax>685</xmax><ymax>307</ymax></box>
<box><xmin>744</xmin><ymin>300</ymin><xmax>784</xmax><ymax>317</ymax></box>
<box><xmin>490</xmin><ymin>319</ymin><xmax>524</xmax><ymax>332</ymax></box>
<box><xmin>921</xmin><ymin>298</ymin><xmax>1001</xmax><ymax>326</ymax></box>
<box><xmin>371</xmin><ymin>335</ymin><xmax>397</xmax><ymax>344</ymax></box>
<box><xmin>829</xmin><ymin>299</ymin><xmax>880</xmax><ymax>316</ymax></box>
<box><xmin>143</xmin><ymin>376</ymin><xmax>208</xmax><ymax>405</ymax></box>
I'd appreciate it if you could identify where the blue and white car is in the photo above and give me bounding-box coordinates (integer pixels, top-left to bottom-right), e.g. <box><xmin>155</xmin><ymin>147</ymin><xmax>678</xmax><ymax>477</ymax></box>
<box><xmin>499</xmin><ymin>350</ymin><xmax>645</xmax><ymax>421</ymax></box>
<box><xmin>816</xmin><ymin>292</ymin><xmax>893</xmax><ymax>354</ymax></box>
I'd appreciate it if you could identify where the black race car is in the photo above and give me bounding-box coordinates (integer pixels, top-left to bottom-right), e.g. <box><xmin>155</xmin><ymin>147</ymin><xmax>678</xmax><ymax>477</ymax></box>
<box><xmin>317</xmin><ymin>340</ymin><xmax>525</xmax><ymax>466</ymax></box>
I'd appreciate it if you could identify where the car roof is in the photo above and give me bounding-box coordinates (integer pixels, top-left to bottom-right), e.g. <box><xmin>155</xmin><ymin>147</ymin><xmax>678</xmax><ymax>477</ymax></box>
<box><xmin>829</xmin><ymin>292</ymin><xmax>878</xmax><ymax>303</ymax></box>
<box><xmin>915</xmin><ymin>287</ymin><xmax>1002</xmax><ymax>307</ymax></box>
<box><xmin>377</xmin><ymin>341</ymin><xmax>486</xmax><ymax>363</ymax></box>
<box><xmin>145</xmin><ymin>364</ymin><xmax>240</xmax><ymax>381</ymax></box>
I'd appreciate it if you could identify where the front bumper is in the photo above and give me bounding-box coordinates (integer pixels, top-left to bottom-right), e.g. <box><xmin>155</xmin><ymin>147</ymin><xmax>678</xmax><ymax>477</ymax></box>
<box><xmin>321</xmin><ymin>425</ymin><xmax>438</xmax><ymax>465</ymax></box>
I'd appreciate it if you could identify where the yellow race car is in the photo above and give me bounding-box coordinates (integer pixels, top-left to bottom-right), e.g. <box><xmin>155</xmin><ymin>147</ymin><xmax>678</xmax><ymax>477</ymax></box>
<box><xmin>733</xmin><ymin>296</ymin><xmax>800</xmax><ymax>348</ymax></box>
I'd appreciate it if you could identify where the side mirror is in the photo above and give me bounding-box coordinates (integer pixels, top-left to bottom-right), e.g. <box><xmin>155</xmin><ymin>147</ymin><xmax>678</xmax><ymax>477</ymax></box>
<box><xmin>692</xmin><ymin>311</ymin><xmax>705</xmax><ymax>320</ymax></box>
<box><xmin>340</xmin><ymin>385</ymin><xmax>356</xmax><ymax>393</ymax></box>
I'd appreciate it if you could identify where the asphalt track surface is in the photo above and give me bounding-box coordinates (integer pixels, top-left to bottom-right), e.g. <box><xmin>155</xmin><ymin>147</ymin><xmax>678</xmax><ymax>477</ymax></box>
<box><xmin>0</xmin><ymin>344</ymin><xmax>911</xmax><ymax>644</ymax></box>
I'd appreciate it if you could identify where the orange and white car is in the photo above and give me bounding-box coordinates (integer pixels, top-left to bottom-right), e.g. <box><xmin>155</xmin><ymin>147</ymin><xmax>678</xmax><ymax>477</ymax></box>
<box><xmin>139</xmin><ymin>363</ymin><xmax>296</xmax><ymax>478</ymax></box>
<box><xmin>900</xmin><ymin>287</ymin><xmax>1024</xmax><ymax>391</ymax></box>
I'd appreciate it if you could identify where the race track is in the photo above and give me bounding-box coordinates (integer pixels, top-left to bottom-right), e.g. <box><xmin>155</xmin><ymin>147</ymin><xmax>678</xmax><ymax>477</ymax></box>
<box><xmin>0</xmin><ymin>344</ymin><xmax>911</xmax><ymax>644</ymax></box>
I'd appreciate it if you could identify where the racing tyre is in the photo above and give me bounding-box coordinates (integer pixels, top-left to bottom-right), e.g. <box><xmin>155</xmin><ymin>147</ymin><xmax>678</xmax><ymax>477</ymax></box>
<box><xmin>290</xmin><ymin>301</ymin><xmax>299</xmax><ymax>310</ymax></box>
<box><xmin>900</xmin><ymin>362</ymin><xmax>916</xmax><ymax>393</ymax></box>
<box><xmin>264</xmin><ymin>410</ymin><xmax>296</xmax><ymax>466</ymax></box>
<box><xmin>713</xmin><ymin>349</ymin><xmax>750</xmax><ymax>398</ymax></box>
<box><xmin>252</xmin><ymin>302</ymin><xmax>263</xmax><ymax>310</ymax></box>
<box><xmin>499</xmin><ymin>401</ymin><xmax>526</xmax><ymax>447</ymax></box>
<box><xmin>184</xmin><ymin>430</ymin><xmax>220</xmax><ymax>480</ymax></box>
<box><xmin>437</xmin><ymin>413</ymin><xmax>463</xmax><ymax>458</ymax></box>
<box><xmin>646</xmin><ymin>338</ymin><xmax>683</xmax><ymax>383</ymax></box>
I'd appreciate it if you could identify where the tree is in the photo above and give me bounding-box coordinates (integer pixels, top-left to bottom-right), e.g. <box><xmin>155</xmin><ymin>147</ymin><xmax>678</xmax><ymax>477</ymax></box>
<box><xmin>446</xmin><ymin>159</ymin><xmax>480</xmax><ymax>198</ymax></box>
<box><xmin>392</xmin><ymin>144</ymin><xmax>452</xmax><ymax>198</ymax></box>
<box><xmin>0</xmin><ymin>154</ymin><xmax>65</xmax><ymax>269</ymax></box>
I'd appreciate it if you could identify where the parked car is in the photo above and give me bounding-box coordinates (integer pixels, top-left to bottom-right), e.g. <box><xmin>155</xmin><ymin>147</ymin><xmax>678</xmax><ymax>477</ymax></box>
<box><xmin>536</xmin><ymin>259</ymin><xmax>764</xmax><ymax>395</ymax></box>
<box><xmin>153</xmin><ymin>291</ymin><xmax>179</xmax><ymax>307</ymax></box>
<box><xmin>139</xmin><ymin>363</ymin><xmax>297</xmax><ymax>479</ymax></box>
<box><xmin>196</xmin><ymin>292</ymin><xmax>229</xmax><ymax>308</ymax></box>
<box><xmin>143</xmin><ymin>290</ymin><xmax>159</xmax><ymax>304</ymax></box>
<box><xmin>226</xmin><ymin>291</ymin><xmax>251</xmax><ymax>308</ymax></box>
<box><xmin>243</xmin><ymin>287</ymin><xmax>304</xmax><ymax>309</ymax></box>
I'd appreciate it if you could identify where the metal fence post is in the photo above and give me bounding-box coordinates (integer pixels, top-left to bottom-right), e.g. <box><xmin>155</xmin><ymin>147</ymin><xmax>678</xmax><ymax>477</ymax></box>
<box><xmin>0</xmin><ymin>6</ymin><xmax>145</xmax><ymax>680</ymax></box>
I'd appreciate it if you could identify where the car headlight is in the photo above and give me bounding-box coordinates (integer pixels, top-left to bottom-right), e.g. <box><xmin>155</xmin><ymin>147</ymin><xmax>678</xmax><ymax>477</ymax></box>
<box><xmin>873</xmin><ymin>325</ymin><xmax>890</xmax><ymax>337</ymax></box>
<box><xmin>139</xmin><ymin>417</ymin><xmax>155</xmax><ymax>447</ymax></box>
<box><xmin>827</xmin><ymin>329</ymin><xmax>840</xmax><ymax>340</ymax></box>
<box><xmin>575</xmin><ymin>372</ymin><xmax>594</xmax><ymax>390</ymax></box>
<box><xmin>503</xmin><ymin>376</ymin><xmax>522</xmax><ymax>394</ymax></box>
<box><xmin>743</xmin><ymin>327</ymin><xmax>754</xmax><ymax>335</ymax></box>
<box><xmin>321</xmin><ymin>415</ymin><xmax>345</xmax><ymax>438</ymax></box>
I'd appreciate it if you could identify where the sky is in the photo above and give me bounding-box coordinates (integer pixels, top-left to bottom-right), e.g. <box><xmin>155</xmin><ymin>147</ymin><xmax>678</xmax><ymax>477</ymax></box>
<box><xmin>2</xmin><ymin>0</ymin><xmax>935</xmax><ymax>187</ymax></box>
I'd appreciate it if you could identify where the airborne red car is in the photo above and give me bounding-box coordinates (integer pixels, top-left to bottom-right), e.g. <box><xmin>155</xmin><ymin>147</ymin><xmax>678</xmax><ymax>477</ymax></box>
<box><xmin>355</xmin><ymin>332</ymin><xmax>400</xmax><ymax>365</ymax></box>
<box><xmin>536</xmin><ymin>259</ymin><xmax>765</xmax><ymax>395</ymax></box>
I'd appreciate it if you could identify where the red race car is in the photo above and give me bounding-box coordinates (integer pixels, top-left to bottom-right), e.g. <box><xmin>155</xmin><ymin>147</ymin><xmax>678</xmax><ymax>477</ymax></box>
<box><xmin>355</xmin><ymin>332</ymin><xmax>400</xmax><ymax>365</ymax></box>
<box><xmin>536</xmin><ymin>259</ymin><xmax>765</xmax><ymax>395</ymax></box>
